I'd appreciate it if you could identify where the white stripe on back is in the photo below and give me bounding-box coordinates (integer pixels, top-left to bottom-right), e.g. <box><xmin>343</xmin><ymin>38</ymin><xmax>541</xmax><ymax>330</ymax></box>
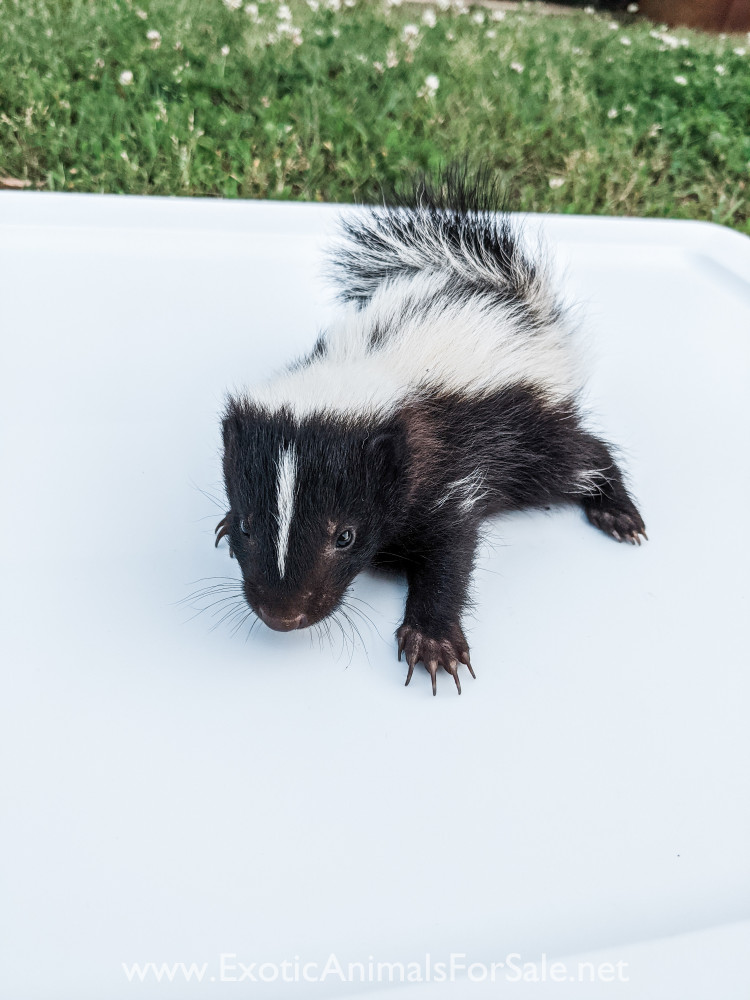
<box><xmin>247</xmin><ymin>271</ymin><xmax>582</xmax><ymax>422</ymax></box>
<box><xmin>275</xmin><ymin>444</ymin><xmax>298</xmax><ymax>578</ymax></box>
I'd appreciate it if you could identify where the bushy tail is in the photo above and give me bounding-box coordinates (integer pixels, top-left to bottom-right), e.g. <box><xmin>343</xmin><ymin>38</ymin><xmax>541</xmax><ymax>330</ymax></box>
<box><xmin>330</xmin><ymin>165</ymin><xmax>563</xmax><ymax>328</ymax></box>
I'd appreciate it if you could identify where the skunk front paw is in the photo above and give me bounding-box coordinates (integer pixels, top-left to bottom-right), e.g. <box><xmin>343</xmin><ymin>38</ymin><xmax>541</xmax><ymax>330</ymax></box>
<box><xmin>396</xmin><ymin>623</ymin><xmax>474</xmax><ymax>695</ymax></box>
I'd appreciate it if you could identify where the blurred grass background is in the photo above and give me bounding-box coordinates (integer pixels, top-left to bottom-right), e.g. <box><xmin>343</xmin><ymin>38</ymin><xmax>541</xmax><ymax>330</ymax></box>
<box><xmin>1</xmin><ymin>0</ymin><xmax>748</xmax><ymax>232</ymax></box>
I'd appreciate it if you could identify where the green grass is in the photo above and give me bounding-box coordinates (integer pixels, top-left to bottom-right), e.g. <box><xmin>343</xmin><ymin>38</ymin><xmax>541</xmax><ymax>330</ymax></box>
<box><xmin>1</xmin><ymin>0</ymin><xmax>749</xmax><ymax>232</ymax></box>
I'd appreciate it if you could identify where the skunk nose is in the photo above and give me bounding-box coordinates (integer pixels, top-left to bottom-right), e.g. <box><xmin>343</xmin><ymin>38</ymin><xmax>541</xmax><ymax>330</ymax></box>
<box><xmin>258</xmin><ymin>607</ymin><xmax>308</xmax><ymax>632</ymax></box>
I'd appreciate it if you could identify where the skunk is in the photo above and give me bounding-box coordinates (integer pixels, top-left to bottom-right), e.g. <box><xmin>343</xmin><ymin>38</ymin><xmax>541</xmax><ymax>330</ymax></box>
<box><xmin>216</xmin><ymin>171</ymin><xmax>646</xmax><ymax>694</ymax></box>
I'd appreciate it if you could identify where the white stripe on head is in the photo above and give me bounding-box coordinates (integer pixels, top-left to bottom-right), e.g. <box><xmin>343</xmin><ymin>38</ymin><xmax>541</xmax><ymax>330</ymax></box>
<box><xmin>275</xmin><ymin>444</ymin><xmax>298</xmax><ymax>578</ymax></box>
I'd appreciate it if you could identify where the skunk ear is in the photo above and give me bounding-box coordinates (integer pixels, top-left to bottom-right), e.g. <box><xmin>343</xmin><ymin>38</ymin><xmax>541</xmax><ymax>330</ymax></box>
<box><xmin>366</xmin><ymin>430</ymin><xmax>405</xmax><ymax>488</ymax></box>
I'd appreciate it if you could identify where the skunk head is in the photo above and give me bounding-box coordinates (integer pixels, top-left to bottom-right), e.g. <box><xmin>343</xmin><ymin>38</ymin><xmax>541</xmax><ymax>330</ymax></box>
<box><xmin>220</xmin><ymin>399</ymin><xmax>407</xmax><ymax>630</ymax></box>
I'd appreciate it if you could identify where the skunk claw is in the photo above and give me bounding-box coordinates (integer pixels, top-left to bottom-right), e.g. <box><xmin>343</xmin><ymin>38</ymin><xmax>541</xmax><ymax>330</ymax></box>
<box><xmin>427</xmin><ymin>660</ymin><xmax>438</xmax><ymax>697</ymax></box>
<box><xmin>447</xmin><ymin>662</ymin><xmax>462</xmax><ymax>695</ymax></box>
<box><xmin>215</xmin><ymin>515</ymin><xmax>231</xmax><ymax>549</ymax></box>
<box><xmin>458</xmin><ymin>649</ymin><xmax>476</xmax><ymax>679</ymax></box>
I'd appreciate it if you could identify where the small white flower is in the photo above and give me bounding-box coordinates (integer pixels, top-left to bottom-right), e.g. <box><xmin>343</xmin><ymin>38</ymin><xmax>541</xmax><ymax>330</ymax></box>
<box><xmin>584</xmin><ymin>5</ymin><xmax>595</xmax><ymax>12</ymax></box>
<box><xmin>306</xmin><ymin>0</ymin><xmax>319</xmax><ymax>9</ymax></box>
<box><xmin>221</xmin><ymin>44</ymin><xmax>230</xmax><ymax>56</ymax></box>
<box><xmin>94</xmin><ymin>57</ymin><xmax>105</xmax><ymax>69</ymax></box>
<box><xmin>146</xmin><ymin>28</ymin><xmax>161</xmax><ymax>49</ymax></box>
<box><xmin>245</xmin><ymin>3</ymin><xmax>259</xmax><ymax>18</ymax></box>
<box><xmin>422</xmin><ymin>8</ymin><xmax>436</xmax><ymax>27</ymax></box>
<box><xmin>277</xmin><ymin>4</ymin><xmax>292</xmax><ymax>21</ymax></box>
<box><xmin>674</xmin><ymin>74</ymin><xmax>687</xmax><ymax>85</ymax></box>
<box><xmin>402</xmin><ymin>23</ymin><xmax>419</xmax><ymax>41</ymax></box>
<box><xmin>119</xmin><ymin>69</ymin><xmax>134</xmax><ymax>85</ymax></box>
<box><xmin>510</xmin><ymin>61</ymin><xmax>524</xmax><ymax>73</ymax></box>
<box><xmin>715</xmin><ymin>64</ymin><xmax>726</xmax><ymax>75</ymax></box>
<box><xmin>623</xmin><ymin>104</ymin><xmax>635</xmax><ymax>113</ymax></box>
<box><xmin>491</xmin><ymin>9</ymin><xmax>505</xmax><ymax>20</ymax></box>
<box><xmin>733</xmin><ymin>47</ymin><xmax>746</xmax><ymax>55</ymax></box>
<box><xmin>607</xmin><ymin>108</ymin><xmax>618</xmax><ymax>118</ymax></box>
<box><xmin>647</xmin><ymin>123</ymin><xmax>662</xmax><ymax>138</ymax></box>
<box><xmin>224</xmin><ymin>0</ymin><xmax>242</xmax><ymax>8</ymax></box>
<box><xmin>626</xmin><ymin>2</ymin><xmax>639</xmax><ymax>11</ymax></box>
<box><xmin>120</xmin><ymin>151</ymin><xmax>129</xmax><ymax>161</ymax></box>
<box><xmin>620</xmin><ymin>36</ymin><xmax>631</xmax><ymax>45</ymax></box>
<box><xmin>136</xmin><ymin>9</ymin><xmax>147</xmax><ymax>19</ymax></box>
<box><xmin>436</xmin><ymin>0</ymin><xmax>450</xmax><ymax>9</ymax></box>
<box><xmin>485</xmin><ymin>29</ymin><xmax>496</xmax><ymax>38</ymax></box>
<box><xmin>386</xmin><ymin>48</ymin><xmax>398</xmax><ymax>68</ymax></box>
<box><xmin>548</xmin><ymin>177</ymin><xmax>565</xmax><ymax>189</ymax></box>
<box><xmin>471</xmin><ymin>10</ymin><xmax>485</xmax><ymax>24</ymax></box>
<box><xmin>572</xmin><ymin>46</ymin><xmax>583</xmax><ymax>55</ymax></box>
<box><xmin>373</xmin><ymin>60</ymin><xmax>384</xmax><ymax>73</ymax></box>
<box><xmin>608</xmin><ymin>21</ymin><xmax>619</xmax><ymax>29</ymax></box>
<box><xmin>345</xmin><ymin>0</ymin><xmax>356</xmax><ymax>7</ymax></box>
<box><xmin>155</xmin><ymin>100</ymin><xmax>168</xmax><ymax>122</ymax></box>
<box><xmin>278</xmin><ymin>24</ymin><xmax>301</xmax><ymax>44</ymax></box>
<box><xmin>655</xmin><ymin>32</ymin><xmax>680</xmax><ymax>49</ymax></box>
<box><xmin>424</xmin><ymin>73</ymin><xmax>439</xmax><ymax>94</ymax></box>
<box><xmin>326</xmin><ymin>0</ymin><xmax>341</xmax><ymax>10</ymax></box>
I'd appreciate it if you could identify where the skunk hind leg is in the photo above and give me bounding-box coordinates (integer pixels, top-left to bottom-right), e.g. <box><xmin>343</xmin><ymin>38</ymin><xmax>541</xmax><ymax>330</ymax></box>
<box><xmin>574</xmin><ymin>438</ymin><xmax>647</xmax><ymax>545</ymax></box>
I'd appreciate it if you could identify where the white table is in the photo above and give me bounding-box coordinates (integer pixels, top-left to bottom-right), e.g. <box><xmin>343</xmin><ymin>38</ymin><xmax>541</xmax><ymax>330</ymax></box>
<box><xmin>1</xmin><ymin>194</ymin><xmax>748</xmax><ymax>998</ymax></box>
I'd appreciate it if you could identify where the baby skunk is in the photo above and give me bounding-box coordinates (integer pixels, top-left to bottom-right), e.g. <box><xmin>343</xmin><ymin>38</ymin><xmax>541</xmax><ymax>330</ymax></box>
<box><xmin>216</xmin><ymin>171</ymin><xmax>646</xmax><ymax>694</ymax></box>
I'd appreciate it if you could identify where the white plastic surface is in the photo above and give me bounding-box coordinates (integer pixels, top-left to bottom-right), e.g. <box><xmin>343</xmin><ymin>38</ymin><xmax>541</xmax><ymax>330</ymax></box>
<box><xmin>1</xmin><ymin>194</ymin><xmax>749</xmax><ymax>999</ymax></box>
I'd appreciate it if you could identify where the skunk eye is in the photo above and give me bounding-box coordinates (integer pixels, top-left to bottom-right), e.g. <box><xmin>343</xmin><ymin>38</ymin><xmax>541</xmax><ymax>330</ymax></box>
<box><xmin>335</xmin><ymin>528</ymin><xmax>355</xmax><ymax>549</ymax></box>
<box><xmin>239</xmin><ymin>518</ymin><xmax>251</xmax><ymax>536</ymax></box>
